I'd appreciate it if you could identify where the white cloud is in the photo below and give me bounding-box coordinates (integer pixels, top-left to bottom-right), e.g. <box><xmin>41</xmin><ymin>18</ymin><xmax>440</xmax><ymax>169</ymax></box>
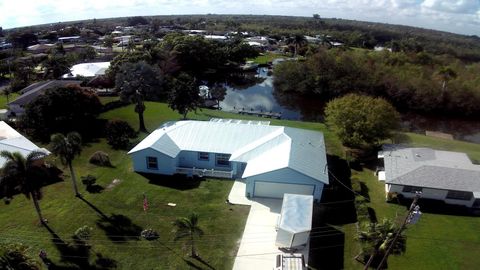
<box><xmin>0</xmin><ymin>0</ymin><xmax>479</xmax><ymax>36</ymax></box>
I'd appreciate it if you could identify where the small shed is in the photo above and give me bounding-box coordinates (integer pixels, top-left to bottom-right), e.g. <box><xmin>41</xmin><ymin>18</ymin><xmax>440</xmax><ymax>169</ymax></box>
<box><xmin>276</xmin><ymin>194</ymin><xmax>313</xmax><ymax>248</ymax></box>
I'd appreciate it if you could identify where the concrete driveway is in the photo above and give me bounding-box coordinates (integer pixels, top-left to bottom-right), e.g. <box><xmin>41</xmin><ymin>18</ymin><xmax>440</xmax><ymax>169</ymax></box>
<box><xmin>229</xmin><ymin>181</ymin><xmax>309</xmax><ymax>270</ymax></box>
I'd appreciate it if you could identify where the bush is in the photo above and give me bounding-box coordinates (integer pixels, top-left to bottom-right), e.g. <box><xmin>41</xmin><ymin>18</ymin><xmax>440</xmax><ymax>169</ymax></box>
<box><xmin>141</xmin><ymin>229</ymin><xmax>159</xmax><ymax>241</ymax></box>
<box><xmin>105</xmin><ymin>120</ymin><xmax>137</xmax><ymax>149</ymax></box>
<box><xmin>89</xmin><ymin>151</ymin><xmax>112</xmax><ymax>167</ymax></box>
<box><xmin>81</xmin><ymin>175</ymin><xmax>97</xmax><ymax>187</ymax></box>
<box><xmin>0</xmin><ymin>243</ymin><xmax>40</xmax><ymax>270</ymax></box>
<box><xmin>74</xmin><ymin>225</ymin><xmax>93</xmax><ymax>241</ymax></box>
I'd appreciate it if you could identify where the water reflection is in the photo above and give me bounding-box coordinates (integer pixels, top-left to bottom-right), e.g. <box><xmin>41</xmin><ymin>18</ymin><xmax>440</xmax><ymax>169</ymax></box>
<box><xmin>219</xmin><ymin>68</ymin><xmax>480</xmax><ymax>143</ymax></box>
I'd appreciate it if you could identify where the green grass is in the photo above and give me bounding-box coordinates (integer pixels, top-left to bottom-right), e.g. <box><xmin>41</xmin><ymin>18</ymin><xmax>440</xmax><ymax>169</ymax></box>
<box><xmin>344</xmin><ymin>133</ymin><xmax>480</xmax><ymax>270</ymax></box>
<box><xmin>247</xmin><ymin>52</ymin><xmax>287</xmax><ymax>65</ymax></box>
<box><xmin>0</xmin><ymin>92</ymin><xmax>19</xmax><ymax>109</ymax></box>
<box><xmin>0</xmin><ymin>102</ymin><xmax>341</xmax><ymax>269</ymax></box>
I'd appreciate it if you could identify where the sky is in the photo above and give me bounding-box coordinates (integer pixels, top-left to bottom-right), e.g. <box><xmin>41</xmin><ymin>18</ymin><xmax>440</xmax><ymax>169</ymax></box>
<box><xmin>1</xmin><ymin>0</ymin><xmax>480</xmax><ymax>36</ymax></box>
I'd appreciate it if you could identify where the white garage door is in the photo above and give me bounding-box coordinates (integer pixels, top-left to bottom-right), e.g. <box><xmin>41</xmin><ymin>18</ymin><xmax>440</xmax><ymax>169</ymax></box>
<box><xmin>253</xmin><ymin>181</ymin><xmax>315</xmax><ymax>199</ymax></box>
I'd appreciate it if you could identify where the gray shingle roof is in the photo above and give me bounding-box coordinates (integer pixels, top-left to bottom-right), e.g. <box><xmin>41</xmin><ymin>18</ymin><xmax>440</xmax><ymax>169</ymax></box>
<box><xmin>9</xmin><ymin>80</ymin><xmax>82</xmax><ymax>106</ymax></box>
<box><xmin>382</xmin><ymin>145</ymin><xmax>480</xmax><ymax>192</ymax></box>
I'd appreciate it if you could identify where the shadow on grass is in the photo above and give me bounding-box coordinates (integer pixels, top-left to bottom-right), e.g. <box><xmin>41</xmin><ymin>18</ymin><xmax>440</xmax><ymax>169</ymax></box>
<box><xmin>396</xmin><ymin>197</ymin><xmax>479</xmax><ymax>217</ymax></box>
<box><xmin>183</xmin><ymin>256</ymin><xmax>216</xmax><ymax>270</ymax></box>
<box><xmin>309</xmin><ymin>207</ymin><xmax>345</xmax><ymax>270</ymax></box>
<box><xmin>78</xmin><ymin>196</ymin><xmax>109</xmax><ymax>220</ymax></box>
<box><xmin>138</xmin><ymin>172</ymin><xmax>203</xmax><ymax>190</ymax></box>
<box><xmin>86</xmin><ymin>184</ymin><xmax>105</xmax><ymax>194</ymax></box>
<box><xmin>96</xmin><ymin>214</ymin><xmax>143</xmax><ymax>242</ymax></box>
<box><xmin>43</xmin><ymin>224</ymin><xmax>117</xmax><ymax>270</ymax></box>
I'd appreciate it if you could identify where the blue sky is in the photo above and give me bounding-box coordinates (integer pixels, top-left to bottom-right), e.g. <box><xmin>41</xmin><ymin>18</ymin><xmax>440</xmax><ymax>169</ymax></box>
<box><xmin>1</xmin><ymin>0</ymin><xmax>479</xmax><ymax>36</ymax></box>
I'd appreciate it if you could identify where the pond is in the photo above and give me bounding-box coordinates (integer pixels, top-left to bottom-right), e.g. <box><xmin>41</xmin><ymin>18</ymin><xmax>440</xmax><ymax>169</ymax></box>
<box><xmin>219</xmin><ymin>68</ymin><xmax>480</xmax><ymax>144</ymax></box>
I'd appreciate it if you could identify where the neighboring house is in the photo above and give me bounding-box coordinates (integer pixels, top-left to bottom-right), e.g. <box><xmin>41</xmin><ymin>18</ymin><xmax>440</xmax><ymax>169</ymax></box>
<box><xmin>0</xmin><ymin>121</ymin><xmax>50</xmax><ymax>167</ymax></box>
<box><xmin>61</xmin><ymin>62</ymin><xmax>110</xmax><ymax>79</ymax></box>
<box><xmin>27</xmin><ymin>43</ymin><xmax>55</xmax><ymax>54</ymax></box>
<box><xmin>378</xmin><ymin>145</ymin><xmax>480</xmax><ymax>208</ymax></box>
<box><xmin>128</xmin><ymin>119</ymin><xmax>329</xmax><ymax>201</ymax></box>
<box><xmin>7</xmin><ymin>80</ymin><xmax>82</xmax><ymax>117</ymax></box>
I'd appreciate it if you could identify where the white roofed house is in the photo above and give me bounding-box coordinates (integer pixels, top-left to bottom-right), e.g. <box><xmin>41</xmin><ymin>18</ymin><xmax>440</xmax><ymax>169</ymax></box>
<box><xmin>62</xmin><ymin>62</ymin><xmax>110</xmax><ymax>79</ymax></box>
<box><xmin>0</xmin><ymin>121</ymin><xmax>50</xmax><ymax>167</ymax></box>
<box><xmin>128</xmin><ymin>119</ymin><xmax>329</xmax><ymax>201</ymax></box>
<box><xmin>378</xmin><ymin>145</ymin><xmax>480</xmax><ymax>208</ymax></box>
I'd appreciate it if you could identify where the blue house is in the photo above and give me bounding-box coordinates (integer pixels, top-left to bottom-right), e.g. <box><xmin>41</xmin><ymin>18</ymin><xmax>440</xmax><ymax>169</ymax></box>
<box><xmin>128</xmin><ymin>119</ymin><xmax>329</xmax><ymax>201</ymax></box>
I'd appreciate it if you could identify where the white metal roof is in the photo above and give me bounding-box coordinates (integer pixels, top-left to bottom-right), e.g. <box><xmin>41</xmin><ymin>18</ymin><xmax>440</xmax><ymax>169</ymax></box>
<box><xmin>278</xmin><ymin>194</ymin><xmax>313</xmax><ymax>234</ymax></box>
<box><xmin>62</xmin><ymin>62</ymin><xmax>110</xmax><ymax>78</ymax></box>
<box><xmin>0</xmin><ymin>121</ymin><xmax>50</xmax><ymax>167</ymax></box>
<box><xmin>128</xmin><ymin>120</ymin><xmax>328</xmax><ymax>183</ymax></box>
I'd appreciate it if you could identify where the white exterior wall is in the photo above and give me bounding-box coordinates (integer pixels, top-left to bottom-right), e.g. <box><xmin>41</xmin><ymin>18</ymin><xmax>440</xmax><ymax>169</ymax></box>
<box><xmin>246</xmin><ymin>168</ymin><xmax>324</xmax><ymax>201</ymax></box>
<box><xmin>388</xmin><ymin>184</ymin><xmax>475</xmax><ymax>207</ymax></box>
<box><xmin>130</xmin><ymin>149</ymin><xmax>175</xmax><ymax>175</ymax></box>
<box><xmin>275</xmin><ymin>229</ymin><xmax>309</xmax><ymax>248</ymax></box>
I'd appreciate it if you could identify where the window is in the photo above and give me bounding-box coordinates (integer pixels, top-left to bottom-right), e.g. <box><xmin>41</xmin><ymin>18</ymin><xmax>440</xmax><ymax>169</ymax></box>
<box><xmin>198</xmin><ymin>152</ymin><xmax>209</xmax><ymax>161</ymax></box>
<box><xmin>446</xmin><ymin>190</ymin><xmax>472</xmax><ymax>201</ymax></box>
<box><xmin>402</xmin><ymin>186</ymin><xmax>423</xmax><ymax>193</ymax></box>
<box><xmin>216</xmin><ymin>154</ymin><xmax>231</xmax><ymax>167</ymax></box>
<box><xmin>146</xmin><ymin>157</ymin><xmax>158</xmax><ymax>170</ymax></box>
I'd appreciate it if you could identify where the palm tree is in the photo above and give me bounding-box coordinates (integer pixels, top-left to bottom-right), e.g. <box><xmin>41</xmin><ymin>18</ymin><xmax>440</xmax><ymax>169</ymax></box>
<box><xmin>357</xmin><ymin>219</ymin><xmax>406</xmax><ymax>269</ymax></box>
<box><xmin>0</xmin><ymin>150</ymin><xmax>48</xmax><ymax>224</ymax></box>
<box><xmin>437</xmin><ymin>66</ymin><xmax>457</xmax><ymax>92</ymax></box>
<box><xmin>287</xmin><ymin>35</ymin><xmax>307</xmax><ymax>57</ymax></box>
<box><xmin>50</xmin><ymin>132</ymin><xmax>83</xmax><ymax>197</ymax></box>
<box><xmin>173</xmin><ymin>213</ymin><xmax>204</xmax><ymax>258</ymax></box>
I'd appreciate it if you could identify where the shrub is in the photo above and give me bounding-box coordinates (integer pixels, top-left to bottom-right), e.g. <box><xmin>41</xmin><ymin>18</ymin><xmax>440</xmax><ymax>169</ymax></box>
<box><xmin>105</xmin><ymin>120</ymin><xmax>137</xmax><ymax>149</ymax></box>
<box><xmin>0</xmin><ymin>243</ymin><xmax>40</xmax><ymax>270</ymax></box>
<box><xmin>74</xmin><ymin>225</ymin><xmax>93</xmax><ymax>241</ymax></box>
<box><xmin>89</xmin><ymin>151</ymin><xmax>112</xmax><ymax>167</ymax></box>
<box><xmin>81</xmin><ymin>175</ymin><xmax>97</xmax><ymax>187</ymax></box>
<box><xmin>141</xmin><ymin>229</ymin><xmax>159</xmax><ymax>241</ymax></box>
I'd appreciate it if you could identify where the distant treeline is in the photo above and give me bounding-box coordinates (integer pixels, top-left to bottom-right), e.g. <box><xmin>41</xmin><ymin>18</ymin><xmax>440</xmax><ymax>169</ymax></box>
<box><xmin>273</xmin><ymin>49</ymin><xmax>480</xmax><ymax>117</ymax></box>
<box><xmin>6</xmin><ymin>14</ymin><xmax>480</xmax><ymax>62</ymax></box>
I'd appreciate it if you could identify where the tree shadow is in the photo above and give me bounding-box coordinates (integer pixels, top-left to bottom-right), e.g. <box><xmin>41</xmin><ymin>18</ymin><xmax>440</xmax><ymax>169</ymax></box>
<box><xmin>86</xmin><ymin>184</ymin><xmax>105</xmax><ymax>194</ymax></box>
<box><xmin>43</xmin><ymin>224</ymin><xmax>117</xmax><ymax>269</ymax></box>
<box><xmin>96</xmin><ymin>214</ymin><xmax>143</xmax><ymax>242</ymax></box>
<box><xmin>138</xmin><ymin>173</ymin><xmax>203</xmax><ymax>190</ymax></box>
<box><xmin>194</xmin><ymin>256</ymin><xmax>216</xmax><ymax>270</ymax></box>
<box><xmin>183</xmin><ymin>259</ymin><xmax>204</xmax><ymax>270</ymax></box>
<box><xmin>78</xmin><ymin>196</ymin><xmax>109</xmax><ymax>220</ymax></box>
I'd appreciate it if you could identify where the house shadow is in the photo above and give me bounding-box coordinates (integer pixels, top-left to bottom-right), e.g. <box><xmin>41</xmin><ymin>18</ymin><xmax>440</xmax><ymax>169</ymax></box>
<box><xmin>320</xmin><ymin>155</ymin><xmax>356</xmax><ymax>225</ymax></box>
<box><xmin>396</xmin><ymin>197</ymin><xmax>479</xmax><ymax>217</ymax></box>
<box><xmin>96</xmin><ymin>214</ymin><xmax>143</xmax><ymax>242</ymax></box>
<box><xmin>139</xmin><ymin>172</ymin><xmax>203</xmax><ymax>190</ymax></box>
<box><xmin>308</xmin><ymin>206</ymin><xmax>345</xmax><ymax>270</ymax></box>
<box><xmin>43</xmin><ymin>224</ymin><xmax>117</xmax><ymax>270</ymax></box>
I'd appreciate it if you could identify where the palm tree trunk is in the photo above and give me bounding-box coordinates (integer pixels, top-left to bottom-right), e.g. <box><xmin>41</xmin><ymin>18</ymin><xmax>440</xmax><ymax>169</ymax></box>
<box><xmin>191</xmin><ymin>234</ymin><xmax>196</xmax><ymax>258</ymax></box>
<box><xmin>32</xmin><ymin>192</ymin><xmax>45</xmax><ymax>224</ymax></box>
<box><xmin>364</xmin><ymin>250</ymin><xmax>377</xmax><ymax>269</ymax></box>
<box><xmin>138</xmin><ymin>111</ymin><xmax>147</xmax><ymax>132</ymax></box>
<box><xmin>68</xmin><ymin>162</ymin><xmax>80</xmax><ymax>197</ymax></box>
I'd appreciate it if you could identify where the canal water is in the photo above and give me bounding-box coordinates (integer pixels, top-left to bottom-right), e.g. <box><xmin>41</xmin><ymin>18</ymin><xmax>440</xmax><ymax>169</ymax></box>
<box><xmin>219</xmin><ymin>68</ymin><xmax>480</xmax><ymax>144</ymax></box>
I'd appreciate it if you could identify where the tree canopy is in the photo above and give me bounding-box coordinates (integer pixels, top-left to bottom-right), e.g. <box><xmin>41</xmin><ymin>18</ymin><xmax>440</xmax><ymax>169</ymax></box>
<box><xmin>325</xmin><ymin>94</ymin><xmax>399</xmax><ymax>148</ymax></box>
<box><xmin>168</xmin><ymin>73</ymin><xmax>202</xmax><ymax>119</ymax></box>
<box><xmin>22</xmin><ymin>85</ymin><xmax>102</xmax><ymax>141</ymax></box>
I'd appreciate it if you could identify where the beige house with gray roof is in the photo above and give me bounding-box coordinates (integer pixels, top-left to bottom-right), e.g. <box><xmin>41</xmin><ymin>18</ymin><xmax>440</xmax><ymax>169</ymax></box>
<box><xmin>378</xmin><ymin>145</ymin><xmax>480</xmax><ymax>208</ymax></box>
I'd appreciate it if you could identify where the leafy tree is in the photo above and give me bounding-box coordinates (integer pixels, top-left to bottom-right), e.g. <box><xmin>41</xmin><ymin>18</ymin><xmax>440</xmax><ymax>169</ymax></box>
<box><xmin>105</xmin><ymin>120</ymin><xmax>137</xmax><ymax>149</ymax></box>
<box><xmin>437</xmin><ymin>66</ymin><xmax>457</xmax><ymax>92</ymax></box>
<box><xmin>127</xmin><ymin>16</ymin><xmax>149</xmax><ymax>26</ymax></box>
<box><xmin>115</xmin><ymin>61</ymin><xmax>165</xmax><ymax>132</ymax></box>
<box><xmin>168</xmin><ymin>73</ymin><xmax>202</xmax><ymax>119</ymax></box>
<box><xmin>78</xmin><ymin>46</ymin><xmax>97</xmax><ymax>61</ymax></box>
<box><xmin>287</xmin><ymin>34</ymin><xmax>307</xmax><ymax>57</ymax></box>
<box><xmin>0</xmin><ymin>151</ymin><xmax>48</xmax><ymax>224</ymax></box>
<box><xmin>42</xmin><ymin>54</ymin><xmax>71</xmax><ymax>79</ymax></box>
<box><xmin>210</xmin><ymin>84</ymin><xmax>227</xmax><ymax>109</ymax></box>
<box><xmin>22</xmin><ymin>85</ymin><xmax>102</xmax><ymax>141</ymax></box>
<box><xmin>357</xmin><ymin>219</ymin><xmax>406</xmax><ymax>268</ymax></box>
<box><xmin>50</xmin><ymin>132</ymin><xmax>83</xmax><ymax>197</ymax></box>
<box><xmin>106</xmin><ymin>51</ymin><xmax>152</xmax><ymax>80</ymax></box>
<box><xmin>325</xmin><ymin>94</ymin><xmax>399</xmax><ymax>148</ymax></box>
<box><xmin>0</xmin><ymin>243</ymin><xmax>40</xmax><ymax>270</ymax></box>
<box><xmin>103</xmin><ymin>35</ymin><xmax>114</xmax><ymax>48</ymax></box>
<box><xmin>7</xmin><ymin>31</ymin><xmax>38</xmax><ymax>49</ymax></box>
<box><xmin>173</xmin><ymin>213</ymin><xmax>204</xmax><ymax>258</ymax></box>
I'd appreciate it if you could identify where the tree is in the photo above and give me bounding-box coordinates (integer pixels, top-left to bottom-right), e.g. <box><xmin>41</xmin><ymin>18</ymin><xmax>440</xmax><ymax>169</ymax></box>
<box><xmin>357</xmin><ymin>219</ymin><xmax>406</xmax><ymax>268</ymax></box>
<box><xmin>115</xmin><ymin>61</ymin><xmax>165</xmax><ymax>132</ymax></box>
<box><xmin>210</xmin><ymin>84</ymin><xmax>227</xmax><ymax>109</ymax></box>
<box><xmin>168</xmin><ymin>73</ymin><xmax>202</xmax><ymax>119</ymax></box>
<box><xmin>325</xmin><ymin>94</ymin><xmax>399</xmax><ymax>148</ymax></box>
<box><xmin>22</xmin><ymin>85</ymin><xmax>102</xmax><ymax>141</ymax></box>
<box><xmin>437</xmin><ymin>66</ymin><xmax>457</xmax><ymax>92</ymax></box>
<box><xmin>0</xmin><ymin>151</ymin><xmax>48</xmax><ymax>224</ymax></box>
<box><xmin>42</xmin><ymin>54</ymin><xmax>71</xmax><ymax>79</ymax></box>
<box><xmin>173</xmin><ymin>213</ymin><xmax>204</xmax><ymax>258</ymax></box>
<box><xmin>287</xmin><ymin>34</ymin><xmax>307</xmax><ymax>57</ymax></box>
<box><xmin>0</xmin><ymin>243</ymin><xmax>40</xmax><ymax>270</ymax></box>
<box><xmin>105</xmin><ymin>120</ymin><xmax>137</xmax><ymax>149</ymax></box>
<box><xmin>50</xmin><ymin>132</ymin><xmax>83</xmax><ymax>197</ymax></box>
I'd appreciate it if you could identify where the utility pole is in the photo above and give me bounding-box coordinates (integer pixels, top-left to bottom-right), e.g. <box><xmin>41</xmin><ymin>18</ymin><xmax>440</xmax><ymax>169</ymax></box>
<box><xmin>376</xmin><ymin>192</ymin><xmax>422</xmax><ymax>270</ymax></box>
